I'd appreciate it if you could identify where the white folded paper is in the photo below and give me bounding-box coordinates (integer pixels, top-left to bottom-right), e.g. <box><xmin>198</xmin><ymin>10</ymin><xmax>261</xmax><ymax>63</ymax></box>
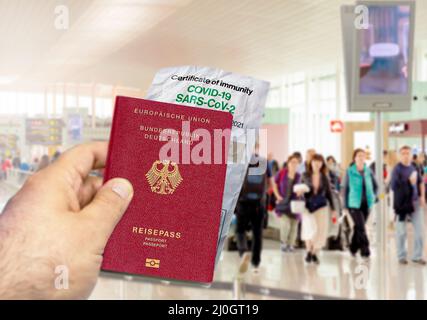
<box><xmin>146</xmin><ymin>66</ymin><xmax>270</xmax><ymax>264</ymax></box>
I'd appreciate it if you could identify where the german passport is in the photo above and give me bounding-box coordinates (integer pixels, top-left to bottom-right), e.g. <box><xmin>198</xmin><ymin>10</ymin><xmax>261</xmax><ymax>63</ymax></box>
<box><xmin>101</xmin><ymin>97</ymin><xmax>232</xmax><ymax>283</ymax></box>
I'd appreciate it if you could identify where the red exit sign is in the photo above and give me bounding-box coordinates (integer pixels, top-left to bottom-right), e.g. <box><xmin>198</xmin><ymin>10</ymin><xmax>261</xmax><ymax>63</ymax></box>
<box><xmin>330</xmin><ymin>120</ymin><xmax>344</xmax><ymax>133</ymax></box>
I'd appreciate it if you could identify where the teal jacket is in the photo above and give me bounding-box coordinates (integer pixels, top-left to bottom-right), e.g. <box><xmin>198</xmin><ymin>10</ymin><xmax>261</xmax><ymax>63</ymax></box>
<box><xmin>344</xmin><ymin>164</ymin><xmax>377</xmax><ymax>209</ymax></box>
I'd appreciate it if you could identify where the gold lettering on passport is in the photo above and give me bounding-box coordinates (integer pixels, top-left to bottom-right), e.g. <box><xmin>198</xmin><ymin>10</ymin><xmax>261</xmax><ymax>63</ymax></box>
<box><xmin>145</xmin><ymin>160</ymin><xmax>183</xmax><ymax>195</ymax></box>
<box><xmin>133</xmin><ymin>107</ymin><xmax>210</xmax><ymax>124</ymax></box>
<box><xmin>132</xmin><ymin>226</ymin><xmax>182</xmax><ymax>239</ymax></box>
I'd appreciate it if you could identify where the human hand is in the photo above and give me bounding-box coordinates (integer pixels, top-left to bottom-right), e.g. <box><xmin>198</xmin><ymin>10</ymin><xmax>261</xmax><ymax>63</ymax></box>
<box><xmin>409</xmin><ymin>172</ymin><xmax>418</xmax><ymax>186</ymax></box>
<box><xmin>275</xmin><ymin>195</ymin><xmax>284</xmax><ymax>203</ymax></box>
<box><xmin>296</xmin><ymin>191</ymin><xmax>304</xmax><ymax>198</ymax></box>
<box><xmin>0</xmin><ymin>142</ymin><xmax>134</xmax><ymax>299</ymax></box>
<box><xmin>331</xmin><ymin>210</ymin><xmax>338</xmax><ymax>224</ymax></box>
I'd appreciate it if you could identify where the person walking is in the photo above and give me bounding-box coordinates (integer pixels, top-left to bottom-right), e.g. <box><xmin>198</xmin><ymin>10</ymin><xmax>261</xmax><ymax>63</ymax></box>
<box><xmin>343</xmin><ymin>149</ymin><xmax>378</xmax><ymax>260</ymax></box>
<box><xmin>301</xmin><ymin>154</ymin><xmax>336</xmax><ymax>264</ymax></box>
<box><xmin>327</xmin><ymin>155</ymin><xmax>341</xmax><ymax>191</ymax></box>
<box><xmin>391</xmin><ymin>146</ymin><xmax>426</xmax><ymax>265</ymax></box>
<box><xmin>273</xmin><ymin>154</ymin><xmax>302</xmax><ymax>252</ymax></box>
<box><xmin>235</xmin><ymin>149</ymin><xmax>272</xmax><ymax>274</ymax></box>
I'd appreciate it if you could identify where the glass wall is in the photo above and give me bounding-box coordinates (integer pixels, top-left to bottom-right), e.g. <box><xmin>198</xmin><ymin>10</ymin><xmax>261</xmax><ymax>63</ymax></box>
<box><xmin>0</xmin><ymin>91</ymin><xmax>44</xmax><ymax>116</ymax></box>
<box><xmin>423</xmin><ymin>51</ymin><xmax>427</xmax><ymax>80</ymax></box>
<box><xmin>265</xmin><ymin>42</ymin><xmax>427</xmax><ymax>163</ymax></box>
<box><xmin>0</xmin><ymin>84</ymin><xmax>116</xmax><ymax>119</ymax></box>
<box><xmin>265</xmin><ymin>69</ymin><xmax>371</xmax><ymax>162</ymax></box>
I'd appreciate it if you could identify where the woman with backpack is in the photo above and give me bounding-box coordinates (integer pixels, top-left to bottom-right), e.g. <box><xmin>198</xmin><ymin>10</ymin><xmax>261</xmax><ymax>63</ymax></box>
<box><xmin>273</xmin><ymin>154</ymin><xmax>302</xmax><ymax>252</ymax></box>
<box><xmin>301</xmin><ymin>154</ymin><xmax>336</xmax><ymax>264</ymax></box>
<box><xmin>342</xmin><ymin>148</ymin><xmax>378</xmax><ymax>260</ymax></box>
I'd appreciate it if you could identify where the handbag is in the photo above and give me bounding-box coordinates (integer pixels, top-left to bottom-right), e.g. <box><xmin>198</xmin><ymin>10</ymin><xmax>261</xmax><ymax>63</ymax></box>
<box><xmin>290</xmin><ymin>199</ymin><xmax>305</xmax><ymax>214</ymax></box>
<box><xmin>276</xmin><ymin>171</ymin><xmax>305</xmax><ymax>216</ymax></box>
<box><xmin>306</xmin><ymin>193</ymin><xmax>327</xmax><ymax>213</ymax></box>
<box><xmin>275</xmin><ymin>198</ymin><xmax>291</xmax><ymax>214</ymax></box>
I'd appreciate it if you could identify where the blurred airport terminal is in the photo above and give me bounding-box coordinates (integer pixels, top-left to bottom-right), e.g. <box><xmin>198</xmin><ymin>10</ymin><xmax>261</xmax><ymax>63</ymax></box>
<box><xmin>1</xmin><ymin>0</ymin><xmax>427</xmax><ymax>300</ymax></box>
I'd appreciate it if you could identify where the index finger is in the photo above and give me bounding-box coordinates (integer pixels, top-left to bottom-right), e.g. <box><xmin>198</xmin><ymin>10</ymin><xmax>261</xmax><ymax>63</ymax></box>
<box><xmin>9</xmin><ymin>142</ymin><xmax>110</xmax><ymax>213</ymax></box>
<box><xmin>52</xmin><ymin>141</ymin><xmax>109</xmax><ymax>181</ymax></box>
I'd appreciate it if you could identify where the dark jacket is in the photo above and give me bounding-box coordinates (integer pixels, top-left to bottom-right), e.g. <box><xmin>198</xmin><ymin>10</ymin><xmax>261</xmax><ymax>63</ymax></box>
<box><xmin>391</xmin><ymin>163</ymin><xmax>416</xmax><ymax>219</ymax></box>
<box><xmin>302</xmin><ymin>172</ymin><xmax>335</xmax><ymax>211</ymax></box>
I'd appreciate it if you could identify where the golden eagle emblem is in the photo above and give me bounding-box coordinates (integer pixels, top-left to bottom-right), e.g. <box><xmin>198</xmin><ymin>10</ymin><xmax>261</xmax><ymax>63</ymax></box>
<box><xmin>145</xmin><ymin>160</ymin><xmax>183</xmax><ymax>195</ymax></box>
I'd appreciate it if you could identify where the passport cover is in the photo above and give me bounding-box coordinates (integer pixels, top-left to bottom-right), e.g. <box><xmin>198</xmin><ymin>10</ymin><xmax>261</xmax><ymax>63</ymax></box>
<box><xmin>101</xmin><ymin>96</ymin><xmax>232</xmax><ymax>283</ymax></box>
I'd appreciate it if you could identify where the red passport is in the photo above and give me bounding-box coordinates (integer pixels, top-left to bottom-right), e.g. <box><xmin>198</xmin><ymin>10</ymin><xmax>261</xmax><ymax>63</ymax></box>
<box><xmin>101</xmin><ymin>97</ymin><xmax>232</xmax><ymax>283</ymax></box>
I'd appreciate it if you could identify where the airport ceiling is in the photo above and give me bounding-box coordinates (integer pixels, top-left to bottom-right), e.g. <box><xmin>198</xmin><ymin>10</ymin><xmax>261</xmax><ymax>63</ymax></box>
<box><xmin>0</xmin><ymin>0</ymin><xmax>426</xmax><ymax>90</ymax></box>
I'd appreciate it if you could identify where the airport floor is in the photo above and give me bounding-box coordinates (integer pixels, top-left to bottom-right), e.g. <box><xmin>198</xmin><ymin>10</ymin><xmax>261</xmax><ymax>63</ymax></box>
<box><xmin>91</xmin><ymin>237</ymin><xmax>427</xmax><ymax>300</ymax></box>
<box><xmin>1</xmin><ymin>181</ymin><xmax>427</xmax><ymax>300</ymax></box>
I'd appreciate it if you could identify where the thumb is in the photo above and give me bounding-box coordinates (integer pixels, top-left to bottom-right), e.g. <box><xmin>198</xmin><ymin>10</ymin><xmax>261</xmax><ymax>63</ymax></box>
<box><xmin>82</xmin><ymin>178</ymin><xmax>134</xmax><ymax>244</ymax></box>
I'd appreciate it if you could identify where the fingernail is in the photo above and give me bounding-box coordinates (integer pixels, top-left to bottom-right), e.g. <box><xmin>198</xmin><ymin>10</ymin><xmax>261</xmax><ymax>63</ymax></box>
<box><xmin>111</xmin><ymin>179</ymin><xmax>133</xmax><ymax>200</ymax></box>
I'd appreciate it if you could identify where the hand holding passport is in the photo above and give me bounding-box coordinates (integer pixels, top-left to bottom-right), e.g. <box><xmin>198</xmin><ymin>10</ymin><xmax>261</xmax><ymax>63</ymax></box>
<box><xmin>101</xmin><ymin>97</ymin><xmax>233</xmax><ymax>283</ymax></box>
<box><xmin>0</xmin><ymin>142</ymin><xmax>134</xmax><ymax>299</ymax></box>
